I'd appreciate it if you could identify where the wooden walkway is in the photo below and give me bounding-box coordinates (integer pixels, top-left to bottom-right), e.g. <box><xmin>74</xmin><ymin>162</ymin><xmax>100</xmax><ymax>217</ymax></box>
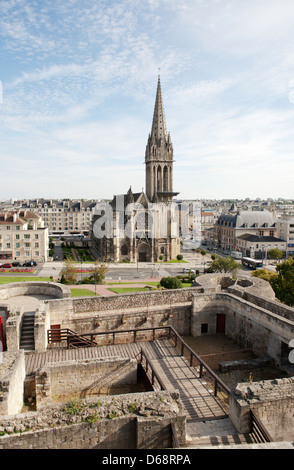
<box><xmin>25</xmin><ymin>339</ymin><xmax>229</xmax><ymax>423</ymax></box>
<box><xmin>141</xmin><ymin>340</ymin><xmax>229</xmax><ymax>421</ymax></box>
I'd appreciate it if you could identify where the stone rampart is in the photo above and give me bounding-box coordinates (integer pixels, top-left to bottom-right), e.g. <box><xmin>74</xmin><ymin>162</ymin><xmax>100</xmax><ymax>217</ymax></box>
<box><xmin>0</xmin><ymin>390</ymin><xmax>186</xmax><ymax>449</ymax></box>
<box><xmin>45</xmin><ymin>288</ymin><xmax>195</xmax><ymax>338</ymax></box>
<box><xmin>0</xmin><ymin>351</ymin><xmax>26</xmax><ymax>416</ymax></box>
<box><xmin>192</xmin><ymin>291</ymin><xmax>294</xmax><ymax>364</ymax></box>
<box><xmin>230</xmin><ymin>377</ymin><xmax>294</xmax><ymax>441</ymax></box>
<box><xmin>35</xmin><ymin>358</ymin><xmax>138</xmax><ymax>408</ymax></box>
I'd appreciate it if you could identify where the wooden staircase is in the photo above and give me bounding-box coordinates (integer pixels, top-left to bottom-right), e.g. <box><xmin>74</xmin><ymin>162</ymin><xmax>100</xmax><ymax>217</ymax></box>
<box><xmin>20</xmin><ymin>312</ymin><xmax>35</xmax><ymax>351</ymax></box>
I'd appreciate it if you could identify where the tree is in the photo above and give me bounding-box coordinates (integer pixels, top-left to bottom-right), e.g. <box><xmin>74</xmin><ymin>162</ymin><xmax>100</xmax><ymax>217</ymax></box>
<box><xmin>160</xmin><ymin>277</ymin><xmax>183</xmax><ymax>289</ymax></box>
<box><xmin>267</xmin><ymin>248</ymin><xmax>283</xmax><ymax>262</ymax></box>
<box><xmin>210</xmin><ymin>256</ymin><xmax>240</xmax><ymax>275</ymax></box>
<box><xmin>270</xmin><ymin>256</ymin><xmax>294</xmax><ymax>306</ymax></box>
<box><xmin>60</xmin><ymin>256</ymin><xmax>78</xmax><ymax>284</ymax></box>
<box><xmin>251</xmin><ymin>268</ymin><xmax>277</xmax><ymax>283</ymax></box>
<box><xmin>89</xmin><ymin>261</ymin><xmax>109</xmax><ymax>285</ymax></box>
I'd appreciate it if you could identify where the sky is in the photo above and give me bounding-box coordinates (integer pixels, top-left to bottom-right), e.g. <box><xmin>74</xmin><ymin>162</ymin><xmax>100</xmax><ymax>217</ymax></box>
<box><xmin>0</xmin><ymin>0</ymin><xmax>294</xmax><ymax>201</ymax></box>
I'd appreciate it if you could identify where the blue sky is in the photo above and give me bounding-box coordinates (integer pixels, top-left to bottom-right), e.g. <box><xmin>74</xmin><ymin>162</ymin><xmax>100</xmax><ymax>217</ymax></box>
<box><xmin>1</xmin><ymin>0</ymin><xmax>294</xmax><ymax>201</ymax></box>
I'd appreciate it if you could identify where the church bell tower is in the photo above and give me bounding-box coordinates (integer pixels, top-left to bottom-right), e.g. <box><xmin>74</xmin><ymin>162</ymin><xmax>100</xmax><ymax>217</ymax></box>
<box><xmin>145</xmin><ymin>76</ymin><xmax>179</xmax><ymax>203</ymax></box>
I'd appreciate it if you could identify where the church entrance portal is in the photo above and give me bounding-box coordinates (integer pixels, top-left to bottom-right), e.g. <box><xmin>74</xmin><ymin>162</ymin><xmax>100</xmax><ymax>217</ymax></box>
<box><xmin>137</xmin><ymin>243</ymin><xmax>152</xmax><ymax>262</ymax></box>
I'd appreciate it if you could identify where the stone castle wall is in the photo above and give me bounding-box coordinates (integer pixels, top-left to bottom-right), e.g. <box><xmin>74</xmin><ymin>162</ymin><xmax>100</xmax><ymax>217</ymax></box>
<box><xmin>35</xmin><ymin>358</ymin><xmax>138</xmax><ymax>408</ymax></box>
<box><xmin>0</xmin><ymin>391</ymin><xmax>186</xmax><ymax>449</ymax></box>
<box><xmin>230</xmin><ymin>377</ymin><xmax>294</xmax><ymax>441</ymax></box>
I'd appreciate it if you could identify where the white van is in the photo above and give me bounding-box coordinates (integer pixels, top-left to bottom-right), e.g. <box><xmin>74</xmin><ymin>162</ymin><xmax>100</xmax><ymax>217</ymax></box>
<box><xmin>230</xmin><ymin>251</ymin><xmax>242</xmax><ymax>259</ymax></box>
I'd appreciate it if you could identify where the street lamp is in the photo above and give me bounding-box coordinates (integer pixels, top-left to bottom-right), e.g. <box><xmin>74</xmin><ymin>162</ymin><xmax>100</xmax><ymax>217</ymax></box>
<box><xmin>80</xmin><ymin>259</ymin><xmax>83</xmax><ymax>284</ymax></box>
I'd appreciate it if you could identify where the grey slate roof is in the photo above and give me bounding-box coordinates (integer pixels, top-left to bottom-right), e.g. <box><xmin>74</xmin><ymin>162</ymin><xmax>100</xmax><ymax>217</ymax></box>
<box><xmin>237</xmin><ymin>234</ymin><xmax>285</xmax><ymax>243</ymax></box>
<box><xmin>217</xmin><ymin>210</ymin><xmax>275</xmax><ymax>228</ymax></box>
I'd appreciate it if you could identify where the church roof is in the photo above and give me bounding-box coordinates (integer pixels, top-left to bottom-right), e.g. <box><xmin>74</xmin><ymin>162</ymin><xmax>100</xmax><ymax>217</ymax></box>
<box><xmin>110</xmin><ymin>187</ymin><xmax>150</xmax><ymax>211</ymax></box>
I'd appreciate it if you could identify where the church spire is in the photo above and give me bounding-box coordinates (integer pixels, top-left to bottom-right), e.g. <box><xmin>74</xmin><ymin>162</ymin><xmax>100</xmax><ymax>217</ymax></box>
<box><xmin>145</xmin><ymin>75</ymin><xmax>179</xmax><ymax>203</ymax></box>
<box><xmin>150</xmin><ymin>75</ymin><xmax>168</xmax><ymax>142</ymax></box>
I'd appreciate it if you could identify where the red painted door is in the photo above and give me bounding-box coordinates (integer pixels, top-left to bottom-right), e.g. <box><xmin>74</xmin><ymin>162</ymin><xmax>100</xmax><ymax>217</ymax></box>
<box><xmin>216</xmin><ymin>314</ymin><xmax>226</xmax><ymax>333</ymax></box>
<box><xmin>50</xmin><ymin>324</ymin><xmax>61</xmax><ymax>342</ymax></box>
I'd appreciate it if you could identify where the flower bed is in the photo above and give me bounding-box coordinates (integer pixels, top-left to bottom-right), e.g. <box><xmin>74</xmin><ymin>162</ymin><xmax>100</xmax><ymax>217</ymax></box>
<box><xmin>0</xmin><ymin>268</ymin><xmax>34</xmax><ymax>273</ymax></box>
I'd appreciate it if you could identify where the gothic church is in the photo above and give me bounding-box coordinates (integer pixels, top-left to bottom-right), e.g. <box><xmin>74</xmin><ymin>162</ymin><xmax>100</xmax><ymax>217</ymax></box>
<box><xmin>91</xmin><ymin>76</ymin><xmax>181</xmax><ymax>263</ymax></box>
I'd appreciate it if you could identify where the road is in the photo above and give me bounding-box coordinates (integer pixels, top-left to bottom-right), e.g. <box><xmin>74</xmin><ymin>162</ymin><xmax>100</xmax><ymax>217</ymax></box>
<box><xmin>0</xmin><ymin>247</ymin><xmax>277</xmax><ymax>281</ymax></box>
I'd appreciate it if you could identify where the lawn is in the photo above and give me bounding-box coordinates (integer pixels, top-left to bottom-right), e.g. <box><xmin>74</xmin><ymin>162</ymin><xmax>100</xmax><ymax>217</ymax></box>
<box><xmin>0</xmin><ymin>277</ymin><xmax>51</xmax><ymax>284</ymax></box>
<box><xmin>156</xmin><ymin>259</ymin><xmax>188</xmax><ymax>263</ymax></box>
<box><xmin>70</xmin><ymin>288</ymin><xmax>97</xmax><ymax>297</ymax></box>
<box><xmin>108</xmin><ymin>287</ymin><xmax>154</xmax><ymax>294</ymax></box>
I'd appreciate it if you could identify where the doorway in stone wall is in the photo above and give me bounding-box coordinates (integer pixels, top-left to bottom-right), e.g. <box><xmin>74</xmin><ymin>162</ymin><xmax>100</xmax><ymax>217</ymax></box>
<box><xmin>216</xmin><ymin>314</ymin><xmax>226</xmax><ymax>334</ymax></box>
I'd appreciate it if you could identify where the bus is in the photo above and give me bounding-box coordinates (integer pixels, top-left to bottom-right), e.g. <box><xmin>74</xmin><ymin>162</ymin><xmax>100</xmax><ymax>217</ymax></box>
<box><xmin>241</xmin><ymin>257</ymin><xmax>263</xmax><ymax>269</ymax></box>
<box><xmin>230</xmin><ymin>251</ymin><xmax>243</xmax><ymax>259</ymax></box>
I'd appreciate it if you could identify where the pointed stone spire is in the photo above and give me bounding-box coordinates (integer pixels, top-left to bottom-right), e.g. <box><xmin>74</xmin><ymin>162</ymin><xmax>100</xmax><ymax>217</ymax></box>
<box><xmin>145</xmin><ymin>75</ymin><xmax>178</xmax><ymax>203</ymax></box>
<box><xmin>150</xmin><ymin>75</ymin><xmax>168</xmax><ymax>142</ymax></box>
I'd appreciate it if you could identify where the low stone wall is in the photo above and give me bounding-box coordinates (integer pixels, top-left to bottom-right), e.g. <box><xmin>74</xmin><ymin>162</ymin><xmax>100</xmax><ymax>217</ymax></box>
<box><xmin>230</xmin><ymin>377</ymin><xmax>294</xmax><ymax>441</ymax></box>
<box><xmin>0</xmin><ymin>282</ymin><xmax>71</xmax><ymax>301</ymax></box>
<box><xmin>71</xmin><ymin>288</ymin><xmax>197</xmax><ymax>313</ymax></box>
<box><xmin>0</xmin><ymin>351</ymin><xmax>26</xmax><ymax>416</ymax></box>
<box><xmin>0</xmin><ymin>391</ymin><xmax>186</xmax><ymax>449</ymax></box>
<box><xmin>35</xmin><ymin>358</ymin><xmax>138</xmax><ymax>408</ymax></box>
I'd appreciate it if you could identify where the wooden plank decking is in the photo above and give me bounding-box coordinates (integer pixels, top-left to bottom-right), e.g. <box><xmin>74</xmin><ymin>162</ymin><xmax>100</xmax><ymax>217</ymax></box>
<box><xmin>25</xmin><ymin>342</ymin><xmax>142</xmax><ymax>376</ymax></box>
<box><xmin>25</xmin><ymin>338</ymin><xmax>229</xmax><ymax>423</ymax></box>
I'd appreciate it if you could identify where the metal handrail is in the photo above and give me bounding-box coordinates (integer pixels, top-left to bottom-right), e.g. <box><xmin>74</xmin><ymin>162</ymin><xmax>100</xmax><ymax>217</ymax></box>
<box><xmin>47</xmin><ymin>324</ymin><xmax>231</xmax><ymax>399</ymax></box>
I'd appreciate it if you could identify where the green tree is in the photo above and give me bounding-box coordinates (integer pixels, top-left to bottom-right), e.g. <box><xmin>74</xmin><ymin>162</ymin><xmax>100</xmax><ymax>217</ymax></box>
<box><xmin>270</xmin><ymin>256</ymin><xmax>294</xmax><ymax>306</ymax></box>
<box><xmin>60</xmin><ymin>256</ymin><xmax>78</xmax><ymax>284</ymax></box>
<box><xmin>251</xmin><ymin>268</ymin><xmax>277</xmax><ymax>283</ymax></box>
<box><xmin>89</xmin><ymin>261</ymin><xmax>108</xmax><ymax>285</ymax></box>
<box><xmin>210</xmin><ymin>256</ymin><xmax>240</xmax><ymax>275</ymax></box>
<box><xmin>267</xmin><ymin>248</ymin><xmax>283</xmax><ymax>262</ymax></box>
<box><xmin>160</xmin><ymin>277</ymin><xmax>183</xmax><ymax>289</ymax></box>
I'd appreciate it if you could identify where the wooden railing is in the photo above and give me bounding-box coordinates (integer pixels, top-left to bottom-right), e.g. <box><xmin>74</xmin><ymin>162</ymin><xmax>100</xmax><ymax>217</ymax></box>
<box><xmin>168</xmin><ymin>327</ymin><xmax>231</xmax><ymax>400</ymax></box>
<box><xmin>48</xmin><ymin>326</ymin><xmax>170</xmax><ymax>349</ymax></box>
<box><xmin>47</xmin><ymin>324</ymin><xmax>230</xmax><ymax>404</ymax></box>
<box><xmin>139</xmin><ymin>344</ymin><xmax>166</xmax><ymax>391</ymax></box>
<box><xmin>251</xmin><ymin>410</ymin><xmax>273</xmax><ymax>443</ymax></box>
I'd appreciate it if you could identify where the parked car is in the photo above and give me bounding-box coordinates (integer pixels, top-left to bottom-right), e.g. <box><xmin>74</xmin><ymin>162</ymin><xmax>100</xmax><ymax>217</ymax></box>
<box><xmin>12</xmin><ymin>261</ymin><xmax>20</xmax><ymax>267</ymax></box>
<box><xmin>0</xmin><ymin>263</ymin><xmax>13</xmax><ymax>268</ymax></box>
<box><xmin>22</xmin><ymin>261</ymin><xmax>37</xmax><ymax>267</ymax></box>
<box><xmin>182</xmin><ymin>268</ymin><xmax>195</xmax><ymax>274</ymax></box>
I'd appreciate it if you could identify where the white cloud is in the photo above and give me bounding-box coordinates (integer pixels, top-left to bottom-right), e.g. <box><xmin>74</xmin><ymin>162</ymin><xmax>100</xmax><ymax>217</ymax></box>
<box><xmin>0</xmin><ymin>0</ymin><xmax>293</xmax><ymax>200</ymax></box>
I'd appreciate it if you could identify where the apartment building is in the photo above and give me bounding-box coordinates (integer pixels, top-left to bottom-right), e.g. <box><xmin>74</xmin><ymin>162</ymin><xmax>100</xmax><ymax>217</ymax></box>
<box><xmin>235</xmin><ymin>234</ymin><xmax>287</xmax><ymax>259</ymax></box>
<box><xmin>276</xmin><ymin>216</ymin><xmax>294</xmax><ymax>257</ymax></box>
<box><xmin>0</xmin><ymin>210</ymin><xmax>49</xmax><ymax>262</ymax></box>
<box><xmin>20</xmin><ymin>199</ymin><xmax>98</xmax><ymax>236</ymax></box>
<box><xmin>213</xmin><ymin>210</ymin><xmax>278</xmax><ymax>253</ymax></box>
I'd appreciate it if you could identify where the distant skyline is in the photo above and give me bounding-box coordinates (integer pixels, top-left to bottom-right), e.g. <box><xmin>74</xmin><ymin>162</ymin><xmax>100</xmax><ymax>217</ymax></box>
<box><xmin>1</xmin><ymin>0</ymin><xmax>294</xmax><ymax>201</ymax></box>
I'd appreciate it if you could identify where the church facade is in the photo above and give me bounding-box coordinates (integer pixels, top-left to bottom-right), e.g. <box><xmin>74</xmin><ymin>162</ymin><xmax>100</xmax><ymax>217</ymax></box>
<box><xmin>91</xmin><ymin>76</ymin><xmax>181</xmax><ymax>263</ymax></box>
